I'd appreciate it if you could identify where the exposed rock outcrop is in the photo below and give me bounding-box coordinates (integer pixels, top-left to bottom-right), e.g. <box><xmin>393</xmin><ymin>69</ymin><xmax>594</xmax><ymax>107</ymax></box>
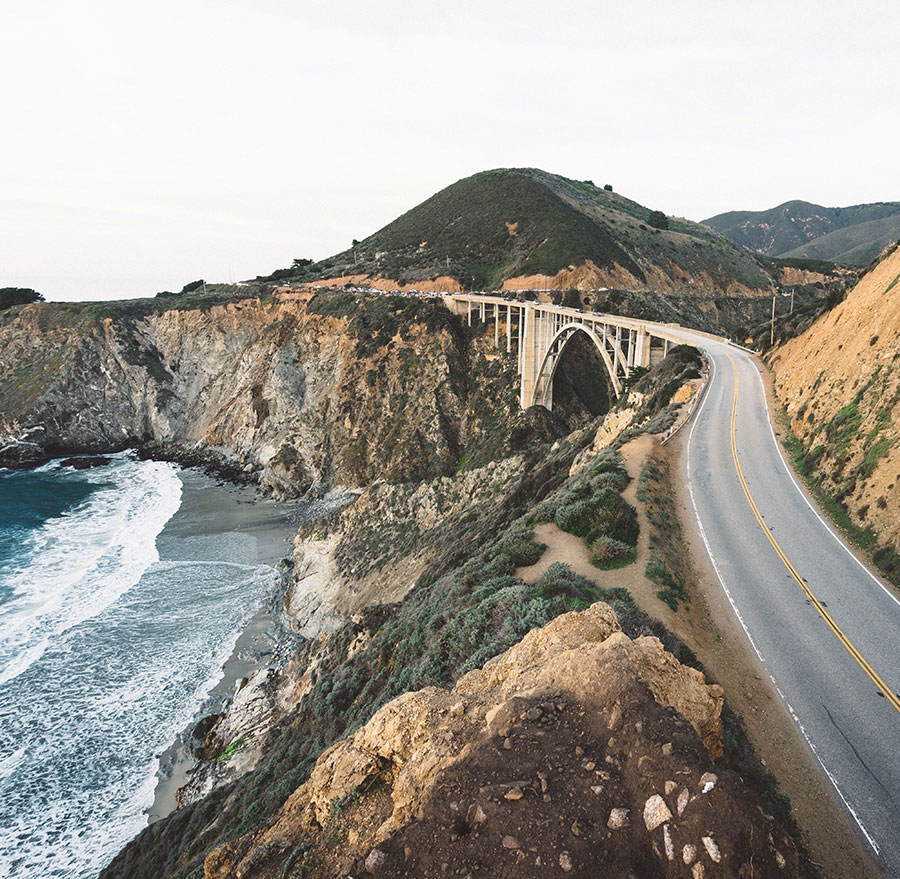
<box><xmin>287</xmin><ymin>454</ymin><xmax>526</xmax><ymax>636</ymax></box>
<box><xmin>202</xmin><ymin>603</ymin><xmax>794</xmax><ymax>879</ymax></box>
<box><xmin>773</xmin><ymin>243</ymin><xmax>900</xmax><ymax>556</ymax></box>
<box><xmin>0</xmin><ymin>292</ymin><xmax>538</xmax><ymax>495</ymax></box>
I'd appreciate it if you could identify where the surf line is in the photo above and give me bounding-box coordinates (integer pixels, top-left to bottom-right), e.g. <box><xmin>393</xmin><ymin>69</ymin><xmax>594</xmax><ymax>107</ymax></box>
<box><xmin>727</xmin><ymin>353</ymin><xmax>900</xmax><ymax>714</ymax></box>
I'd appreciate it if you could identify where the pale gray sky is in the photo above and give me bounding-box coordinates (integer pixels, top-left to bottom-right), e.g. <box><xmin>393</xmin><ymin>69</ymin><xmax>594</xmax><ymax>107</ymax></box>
<box><xmin>2</xmin><ymin>0</ymin><xmax>897</xmax><ymax>300</ymax></box>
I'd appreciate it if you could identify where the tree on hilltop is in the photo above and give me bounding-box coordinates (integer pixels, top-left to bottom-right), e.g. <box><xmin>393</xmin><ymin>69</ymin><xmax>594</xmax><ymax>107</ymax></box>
<box><xmin>0</xmin><ymin>287</ymin><xmax>44</xmax><ymax>311</ymax></box>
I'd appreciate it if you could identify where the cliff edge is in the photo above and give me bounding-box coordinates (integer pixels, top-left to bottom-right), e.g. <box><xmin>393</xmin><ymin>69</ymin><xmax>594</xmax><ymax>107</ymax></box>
<box><xmin>202</xmin><ymin>602</ymin><xmax>795</xmax><ymax>878</ymax></box>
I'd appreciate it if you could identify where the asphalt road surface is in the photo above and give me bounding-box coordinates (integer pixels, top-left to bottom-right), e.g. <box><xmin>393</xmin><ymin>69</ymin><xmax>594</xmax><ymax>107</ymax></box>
<box><xmin>666</xmin><ymin>329</ymin><xmax>900</xmax><ymax>876</ymax></box>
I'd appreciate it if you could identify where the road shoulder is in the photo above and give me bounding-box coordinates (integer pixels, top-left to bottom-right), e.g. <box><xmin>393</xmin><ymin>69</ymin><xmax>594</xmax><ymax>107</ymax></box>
<box><xmin>668</xmin><ymin>420</ymin><xmax>881</xmax><ymax>879</ymax></box>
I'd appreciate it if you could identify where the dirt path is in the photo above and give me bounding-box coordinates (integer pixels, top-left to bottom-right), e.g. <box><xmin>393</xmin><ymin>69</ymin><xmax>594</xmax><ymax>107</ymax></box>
<box><xmin>517</xmin><ymin>436</ymin><xmax>661</xmax><ymax>601</ymax></box>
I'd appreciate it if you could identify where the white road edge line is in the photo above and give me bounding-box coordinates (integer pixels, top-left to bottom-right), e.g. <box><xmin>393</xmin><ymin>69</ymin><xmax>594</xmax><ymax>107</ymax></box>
<box><xmin>774</xmin><ymin>684</ymin><xmax>881</xmax><ymax>856</ymax></box>
<box><xmin>685</xmin><ymin>342</ymin><xmax>880</xmax><ymax>856</ymax></box>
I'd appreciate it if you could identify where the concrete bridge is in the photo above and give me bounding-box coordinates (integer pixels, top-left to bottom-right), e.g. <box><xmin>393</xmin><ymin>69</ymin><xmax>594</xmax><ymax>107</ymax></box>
<box><xmin>445</xmin><ymin>294</ymin><xmax>686</xmax><ymax>410</ymax></box>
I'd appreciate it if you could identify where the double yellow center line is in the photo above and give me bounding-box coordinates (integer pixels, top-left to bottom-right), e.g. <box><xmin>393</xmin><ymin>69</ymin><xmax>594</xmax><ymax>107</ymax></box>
<box><xmin>727</xmin><ymin>355</ymin><xmax>900</xmax><ymax>714</ymax></box>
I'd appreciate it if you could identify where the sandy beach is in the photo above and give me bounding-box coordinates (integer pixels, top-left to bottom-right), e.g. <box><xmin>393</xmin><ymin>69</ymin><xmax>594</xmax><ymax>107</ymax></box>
<box><xmin>145</xmin><ymin>468</ymin><xmax>304</xmax><ymax>823</ymax></box>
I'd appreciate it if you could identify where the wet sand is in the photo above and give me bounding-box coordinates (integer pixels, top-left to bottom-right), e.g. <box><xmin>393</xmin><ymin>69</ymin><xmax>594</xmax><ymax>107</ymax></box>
<box><xmin>145</xmin><ymin>469</ymin><xmax>304</xmax><ymax>824</ymax></box>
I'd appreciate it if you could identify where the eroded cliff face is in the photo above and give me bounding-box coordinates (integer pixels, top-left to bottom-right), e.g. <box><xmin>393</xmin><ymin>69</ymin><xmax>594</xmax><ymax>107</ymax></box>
<box><xmin>287</xmin><ymin>454</ymin><xmax>527</xmax><ymax>635</ymax></box>
<box><xmin>0</xmin><ymin>292</ymin><xmax>549</xmax><ymax>496</ymax></box>
<box><xmin>202</xmin><ymin>603</ymin><xmax>794</xmax><ymax>879</ymax></box>
<box><xmin>772</xmin><ymin>244</ymin><xmax>900</xmax><ymax>562</ymax></box>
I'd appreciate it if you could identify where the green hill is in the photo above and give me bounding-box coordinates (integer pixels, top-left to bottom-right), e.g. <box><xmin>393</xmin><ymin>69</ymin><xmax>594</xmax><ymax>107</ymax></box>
<box><xmin>703</xmin><ymin>199</ymin><xmax>900</xmax><ymax>267</ymax></box>
<box><xmin>267</xmin><ymin>168</ymin><xmax>774</xmax><ymax>296</ymax></box>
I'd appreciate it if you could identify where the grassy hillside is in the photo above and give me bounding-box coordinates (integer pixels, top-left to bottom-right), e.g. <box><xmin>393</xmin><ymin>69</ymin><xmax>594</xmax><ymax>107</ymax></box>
<box><xmin>704</xmin><ymin>199</ymin><xmax>900</xmax><ymax>266</ymax></box>
<box><xmin>771</xmin><ymin>242</ymin><xmax>900</xmax><ymax>584</ymax></box>
<box><xmin>265</xmin><ymin>168</ymin><xmax>774</xmax><ymax>296</ymax></box>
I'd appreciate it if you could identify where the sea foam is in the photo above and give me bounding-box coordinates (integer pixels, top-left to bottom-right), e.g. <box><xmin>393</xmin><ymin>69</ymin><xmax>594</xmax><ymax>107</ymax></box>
<box><xmin>0</xmin><ymin>455</ymin><xmax>182</xmax><ymax>686</ymax></box>
<box><xmin>0</xmin><ymin>457</ymin><xmax>277</xmax><ymax>878</ymax></box>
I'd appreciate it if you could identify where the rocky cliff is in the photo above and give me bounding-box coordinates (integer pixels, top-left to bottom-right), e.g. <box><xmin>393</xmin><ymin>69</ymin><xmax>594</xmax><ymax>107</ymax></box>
<box><xmin>772</xmin><ymin>242</ymin><xmax>900</xmax><ymax>581</ymax></box>
<box><xmin>100</xmin><ymin>348</ymin><xmax>809</xmax><ymax>879</ymax></box>
<box><xmin>200</xmin><ymin>602</ymin><xmax>794</xmax><ymax>879</ymax></box>
<box><xmin>0</xmin><ymin>291</ymin><xmax>565</xmax><ymax>495</ymax></box>
<box><xmin>3</xmin><ymin>286</ymin><xmax>812</xmax><ymax>877</ymax></box>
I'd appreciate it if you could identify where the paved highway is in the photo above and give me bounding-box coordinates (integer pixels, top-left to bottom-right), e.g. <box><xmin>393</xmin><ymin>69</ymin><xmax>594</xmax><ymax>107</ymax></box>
<box><xmin>666</xmin><ymin>330</ymin><xmax>900</xmax><ymax>876</ymax></box>
<box><xmin>444</xmin><ymin>293</ymin><xmax>899</xmax><ymax>870</ymax></box>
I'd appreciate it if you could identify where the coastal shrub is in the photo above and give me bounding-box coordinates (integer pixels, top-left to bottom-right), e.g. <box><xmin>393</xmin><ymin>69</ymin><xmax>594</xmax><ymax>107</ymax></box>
<box><xmin>531</xmin><ymin>451</ymin><xmax>637</xmax><ymax>555</ymax></box>
<box><xmin>498</xmin><ymin>523</ymin><xmax>547</xmax><ymax>567</ymax></box>
<box><xmin>216</xmin><ymin>734</ymin><xmax>249</xmax><ymax>762</ymax></box>
<box><xmin>0</xmin><ymin>287</ymin><xmax>43</xmax><ymax>310</ymax></box>
<box><xmin>307</xmin><ymin>291</ymin><xmax>361</xmax><ymax>319</ymax></box>
<box><xmin>873</xmin><ymin>544</ymin><xmax>900</xmax><ymax>584</ymax></box>
<box><xmin>590</xmin><ymin>536</ymin><xmax>635</xmax><ymax>569</ymax></box>
<box><xmin>534</xmin><ymin>562</ymin><xmax>599</xmax><ymax>606</ymax></box>
<box><xmin>646</xmin><ymin>558</ymin><xmax>686</xmax><ymax>611</ymax></box>
<box><xmin>532</xmin><ymin>497</ymin><xmax>559</xmax><ymax>523</ymax></box>
<box><xmin>555</xmin><ymin>496</ymin><xmax>597</xmax><ymax>536</ymax></box>
<box><xmin>588</xmin><ymin>470</ymin><xmax>629</xmax><ymax>493</ymax></box>
<box><xmin>556</xmin><ymin>488</ymin><xmax>638</xmax><ymax>546</ymax></box>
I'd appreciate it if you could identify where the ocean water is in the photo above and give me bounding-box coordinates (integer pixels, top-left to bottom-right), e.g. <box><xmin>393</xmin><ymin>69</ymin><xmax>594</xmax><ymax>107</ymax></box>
<box><xmin>0</xmin><ymin>454</ymin><xmax>279</xmax><ymax>878</ymax></box>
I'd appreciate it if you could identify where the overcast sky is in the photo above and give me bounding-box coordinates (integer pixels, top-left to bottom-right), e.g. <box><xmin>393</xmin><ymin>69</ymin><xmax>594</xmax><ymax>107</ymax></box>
<box><xmin>2</xmin><ymin>0</ymin><xmax>897</xmax><ymax>301</ymax></box>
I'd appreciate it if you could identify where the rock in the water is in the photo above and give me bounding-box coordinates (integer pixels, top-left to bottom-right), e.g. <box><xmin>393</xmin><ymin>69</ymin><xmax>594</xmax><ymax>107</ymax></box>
<box><xmin>57</xmin><ymin>456</ymin><xmax>112</xmax><ymax>469</ymax></box>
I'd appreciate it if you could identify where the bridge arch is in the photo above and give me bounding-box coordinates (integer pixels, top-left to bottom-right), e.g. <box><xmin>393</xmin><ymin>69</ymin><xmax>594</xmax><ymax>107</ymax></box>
<box><xmin>530</xmin><ymin>323</ymin><xmax>622</xmax><ymax>409</ymax></box>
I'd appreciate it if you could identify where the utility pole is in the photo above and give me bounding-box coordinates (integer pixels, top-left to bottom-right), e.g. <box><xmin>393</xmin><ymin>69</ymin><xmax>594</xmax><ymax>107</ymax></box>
<box><xmin>770</xmin><ymin>292</ymin><xmax>776</xmax><ymax>347</ymax></box>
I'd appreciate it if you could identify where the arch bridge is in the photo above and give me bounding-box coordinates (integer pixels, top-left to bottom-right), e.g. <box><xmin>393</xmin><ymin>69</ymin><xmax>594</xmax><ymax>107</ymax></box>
<box><xmin>446</xmin><ymin>294</ymin><xmax>686</xmax><ymax>411</ymax></box>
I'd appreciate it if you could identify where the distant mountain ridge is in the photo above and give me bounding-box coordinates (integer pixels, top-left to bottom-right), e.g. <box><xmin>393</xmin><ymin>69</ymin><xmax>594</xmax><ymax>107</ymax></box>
<box><xmin>270</xmin><ymin>168</ymin><xmax>776</xmax><ymax>302</ymax></box>
<box><xmin>703</xmin><ymin>199</ymin><xmax>900</xmax><ymax>267</ymax></box>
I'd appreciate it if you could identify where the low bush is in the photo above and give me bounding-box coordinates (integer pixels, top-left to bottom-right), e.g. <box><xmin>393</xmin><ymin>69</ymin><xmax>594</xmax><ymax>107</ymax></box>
<box><xmin>590</xmin><ymin>536</ymin><xmax>636</xmax><ymax>569</ymax></box>
<box><xmin>555</xmin><ymin>488</ymin><xmax>638</xmax><ymax>546</ymax></box>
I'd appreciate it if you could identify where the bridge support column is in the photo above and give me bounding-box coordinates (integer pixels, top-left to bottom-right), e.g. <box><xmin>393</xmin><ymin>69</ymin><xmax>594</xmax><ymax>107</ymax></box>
<box><xmin>519</xmin><ymin>305</ymin><xmax>538</xmax><ymax>409</ymax></box>
<box><xmin>633</xmin><ymin>328</ymin><xmax>652</xmax><ymax>369</ymax></box>
<box><xmin>613</xmin><ymin>325</ymin><xmax>627</xmax><ymax>378</ymax></box>
<box><xmin>494</xmin><ymin>303</ymin><xmax>499</xmax><ymax>347</ymax></box>
<box><xmin>506</xmin><ymin>305</ymin><xmax>512</xmax><ymax>352</ymax></box>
